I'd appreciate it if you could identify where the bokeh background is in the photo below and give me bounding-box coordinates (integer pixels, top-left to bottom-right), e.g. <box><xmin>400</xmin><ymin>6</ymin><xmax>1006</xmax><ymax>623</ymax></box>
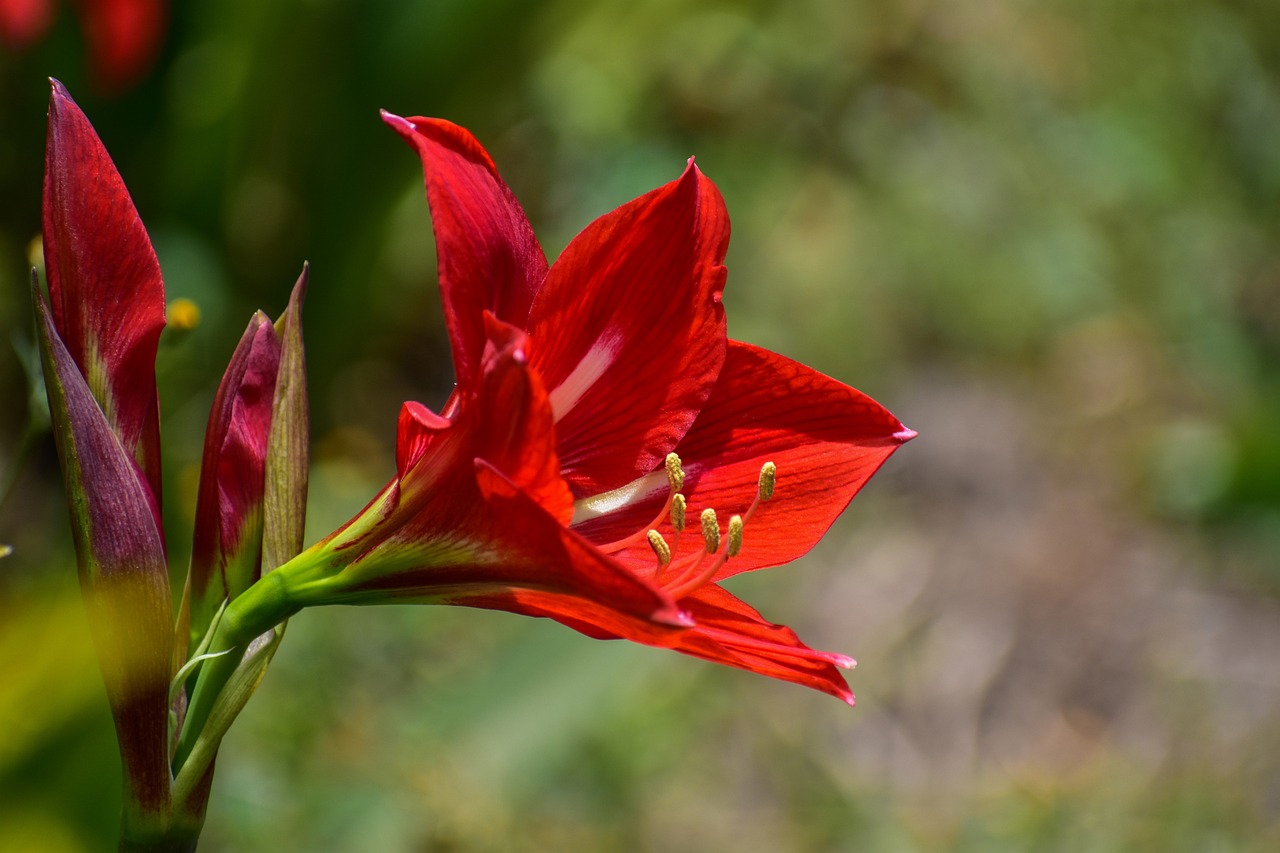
<box><xmin>2</xmin><ymin>0</ymin><xmax>1279</xmax><ymax>849</ymax></box>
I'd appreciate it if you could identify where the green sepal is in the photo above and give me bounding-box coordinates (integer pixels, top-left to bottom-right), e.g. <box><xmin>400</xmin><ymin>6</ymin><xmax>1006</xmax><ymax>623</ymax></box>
<box><xmin>264</xmin><ymin>264</ymin><xmax>310</xmax><ymax>572</ymax></box>
<box><xmin>172</xmin><ymin>624</ymin><xmax>284</xmax><ymax>813</ymax></box>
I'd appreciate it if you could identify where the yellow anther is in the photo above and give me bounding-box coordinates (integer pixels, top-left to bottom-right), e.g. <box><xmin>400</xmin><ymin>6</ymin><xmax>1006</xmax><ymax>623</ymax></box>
<box><xmin>700</xmin><ymin>507</ymin><xmax>719</xmax><ymax>554</ymax></box>
<box><xmin>727</xmin><ymin>515</ymin><xmax>743</xmax><ymax>557</ymax></box>
<box><xmin>167</xmin><ymin>298</ymin><xmax>202</xmax><ymax>331</ymax></box>
<box><xmin>758</xmin><ymin>461</ymin><xmax>776</xmax><ymax>501</ymax></box>
<box><xmin>671</xmin><ymin>493</ymin><xmax>686</xmax><ymax>532</ymax></box>
<box><xmin>665</xmin><ymin>452</ymin><xmax>685</xmax><ymax>493</ymax></box>
<box><xmin>646</xmin><ymin>530</ymin><xmax>671</xmax><ymax>566</ymax></box>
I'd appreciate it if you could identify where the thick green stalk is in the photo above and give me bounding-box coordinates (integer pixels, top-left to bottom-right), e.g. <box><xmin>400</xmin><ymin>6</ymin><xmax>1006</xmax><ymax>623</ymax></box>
<box><xmin>172</xmin><ymin>570</ymin><xmax>297</xmax><ymax>772</ymax></box>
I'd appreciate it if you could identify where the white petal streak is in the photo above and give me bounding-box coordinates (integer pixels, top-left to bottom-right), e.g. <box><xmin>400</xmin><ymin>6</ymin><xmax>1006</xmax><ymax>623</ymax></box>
<box><xmin>547</xmin><ymin>326</ymin><xmax>623</xmax><ymax>422</ymax></box>
<box><xmin>571</xmin><ymin>468</ymin><xmax>667</xmax><ymax>526</ymax></box>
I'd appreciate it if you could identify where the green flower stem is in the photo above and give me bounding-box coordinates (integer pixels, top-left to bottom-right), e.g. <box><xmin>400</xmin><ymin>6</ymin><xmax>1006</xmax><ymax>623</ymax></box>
<box><xmin>172</xmin><ymin>568</ymin><xmax>298</xmax><ymax>772</ymax></box>
<box><xmin>118</xmin><ymin>817</ymin><xmax>203</xmax><ymax>853</ymax></box>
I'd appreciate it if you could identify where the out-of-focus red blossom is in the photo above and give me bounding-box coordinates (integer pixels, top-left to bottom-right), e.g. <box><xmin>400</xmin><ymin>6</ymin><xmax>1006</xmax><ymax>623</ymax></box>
<box><xmin>285</xmin><ymin>113</ymin><xmax>914</xmax><ymax>704</ymax></box>
<box><xmin>0</xmin><ymin>0</ymin><xmax>165</xmax><ymax>92</ymax></box>
<box><xmin>0</xmin><ymin>0</ymin><xmax>52</xmax><ymax>47</ymax></box>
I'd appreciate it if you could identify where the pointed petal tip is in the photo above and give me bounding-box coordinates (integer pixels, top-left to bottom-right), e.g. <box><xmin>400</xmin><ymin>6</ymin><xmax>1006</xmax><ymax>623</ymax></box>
<box><xmin>291</xmin><ymin>261</ymin><xmax>310</xmax><ymax>304</ymax></box>
<box><xmin>894</xmin><ymin>426</ymin><xmax>918</xmax><ymax>443</ymax></box>
<box><xmin>47</xmin><ymin>79</ymin><xmax>73</xmax><ymax>120</ymax></box>
<box><xmin>842</xmin><ymin>692</ymin><xmax>857</xmax><ymax>708</ymax></box>
<box><xmin>655</xmin><ymin>604</ymin><xmax>695</xmax><ymax>629</ymax></box>
<box><xmin>380</xmin><ymin>109</ymin><xmax>413</xmax><ymax>134</ymax></box>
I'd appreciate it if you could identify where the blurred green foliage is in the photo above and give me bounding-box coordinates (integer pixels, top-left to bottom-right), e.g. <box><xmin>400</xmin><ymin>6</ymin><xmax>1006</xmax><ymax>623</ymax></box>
<box><xmin>2</xmin><ymin>0</ymin><xmax>1279</xmax><ymax>849</ymax></box>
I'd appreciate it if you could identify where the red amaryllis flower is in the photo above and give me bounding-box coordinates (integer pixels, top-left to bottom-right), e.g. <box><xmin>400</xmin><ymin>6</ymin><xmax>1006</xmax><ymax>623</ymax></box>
<box><xmin>263</xmin><ymin>114</ymin><xmax>912</xmax><ymax>703</ymax></box>
<box><xmin>0</xmin><ymin>0</ymin><xmax>166</xmax><ymax>92</ymax></box>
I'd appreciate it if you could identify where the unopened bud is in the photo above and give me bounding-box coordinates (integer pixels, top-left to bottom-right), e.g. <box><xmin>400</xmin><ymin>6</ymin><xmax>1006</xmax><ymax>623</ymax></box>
<box><xmin>700</xmin><ymin>507</ymin><xmax>719</xmax><ymax>554</ymax></box>
<box><xmin>727</xmin><ymin>515</ymin><xmax>743</xmax><ymax>557</ymax></box>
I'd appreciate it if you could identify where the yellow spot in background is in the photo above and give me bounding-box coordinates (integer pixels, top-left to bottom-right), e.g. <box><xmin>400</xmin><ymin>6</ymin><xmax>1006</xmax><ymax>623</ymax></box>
<box><xmin>167</xmin><ymin>298</ymin><xmax>202</xmax><ymax>331</ymax></box>
<box><xmin>26</xmin><ymin>235</ymin><xmax>44</xmax><ymax>272</ymax></box>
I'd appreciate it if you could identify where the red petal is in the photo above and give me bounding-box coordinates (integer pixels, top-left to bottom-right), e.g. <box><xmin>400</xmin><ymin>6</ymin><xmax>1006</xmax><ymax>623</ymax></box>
<box><xmin>473</xmin><ymin>313</ymin><xmax>573</xmax><ymax>525</ymax></box>
<box><xmin>393</xmin><ymin>312</ymin><xmax>576</xmax><ymax>526</ymax></box>
<box><xmin>395</xmin><ymin>400</ymin><xmax>451</xmax><ymax>477</ymax></box>
<box><xmin>187</xmin><ymin>312</ymin><xmax>281</xmax><ymax>643</ymax></box>
<box><xmin>311</xmin><ymin>465</ymin><xmax>686</xmax><ymax>629</ymax></box>
<box><xmin>459</xmin><ymin>581</ymin><xmax>854</xmax><ymax>704</ymax></box>
<box><xmin>527</xmin><ymin>161</ymin><xmax>729</xmax><ymax>498</ymax></box>
<box><xmin>382</xmin><ymin>112</ymin><xmax>547</xmax><ymax>392</ymax></box>
<box><xmin>43</xmin><ymin>79</ymin><xmax>165</xmax><ymax>497</ymax></box>
<box><xmin>307</xmin><ymin>319</ymin><xmax>673</xmax><ymax>626</ymax></box>
<box><xmin>72</xmin><ymin>0</ymin><xmax>166</xmax><ymax>92</ymax></box>
<box><xmin>672</xmin><ymin>584</ymin><xmax>856</xmax><ymax>704</ymax></box>
<box><xmin>575</xmin><ymin>340</ymin><xmax>913</xmax><ymax>579</ymax></box>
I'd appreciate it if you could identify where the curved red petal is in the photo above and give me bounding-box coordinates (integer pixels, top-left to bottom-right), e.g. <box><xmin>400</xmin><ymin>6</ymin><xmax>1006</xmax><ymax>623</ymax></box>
<box><xmin>459</xmin><ymin>581</ymin><xmax>854</xmax><ymax>703</ymax></box>
<box><xmin>672</xmin><ymin>584</ymin><xmax>855</xmax><ymax>704</ymax></box>
<box><xmin>382</xmin><ymin>112</ymin><xmax>547</xmax><ymax>392</ymax></box>
<box><xmin>575</xmin><ymin>340</ymin><xmax>913</xmax><ymax>579</ymax></box>
<box><xmin>528</xmin><ymin>161</ymin><xmax>729</xmax><ymax>498</ymax></box>
<box><xmin>43</xmin><ymin>79</ymin><xmax>165</xmax><ymax>496</ymax></box>
<box><xmin>396</xmin><ymin>400</ymin><xmax>451</xmax><ymax>477</ymax></box>
<box><xmin>473</xmin><ymin>313</ymin><xmax>574</xmax><ymax>525</ymax></box>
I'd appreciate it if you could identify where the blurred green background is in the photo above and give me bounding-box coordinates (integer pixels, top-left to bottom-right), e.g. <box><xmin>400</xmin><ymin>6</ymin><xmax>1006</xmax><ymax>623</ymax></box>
<box><xmin>2</xmin><ymin>0</ymin><xmax>1279</xmax><ymax>849</ymax></box>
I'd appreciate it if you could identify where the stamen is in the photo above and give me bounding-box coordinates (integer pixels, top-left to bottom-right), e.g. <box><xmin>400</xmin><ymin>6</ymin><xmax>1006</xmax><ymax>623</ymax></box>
<box><xmin>598</xmin><ymin>490</ymin><xmax>674</xmax><ymax>555</ymax></box>
<box><xmin>662</xmin><ymin>548</ymin><xmax>719</xmax><ymax>601</ymax></box>
<box><xmin>662</xmin><ymin>507</ymin><xmax>730</xmax><ymax>600</ymax></box>
<box><xmin>727</xmin><ymin>515</ymin><xmax>743</xmax><ymax>557</ymax></box>
<box><xmin>758</xmin><ymin>461</ymin><xmax>776</xmax><ymax>501</ymax></box>
<box><xmin>659</xmin><ymin>466</ymin><xmax>782</xmax><ymax>600</ymax></box>
<box><xmin>665</xmin><ymin>452</ymin><xmax>685</xmax><ymax>493</ymax></box>
<box><xmin>592</xmin><ymin>455</ymin><xmax>691</xmax><ymax>556</ymax></box>
<box><xmin>646</xmin><ymin>530</ymin><xmax>671</xmax><ymax>567</ymax></box>
<box><xmin>671</xmin><ymin>494</ymin><xmax>686</xmax><ymax>533</ymax></box>
<box><xmin>700</xmin><ymin>508</ymin><xmax>719</xmax><ymax>554</ymax></box>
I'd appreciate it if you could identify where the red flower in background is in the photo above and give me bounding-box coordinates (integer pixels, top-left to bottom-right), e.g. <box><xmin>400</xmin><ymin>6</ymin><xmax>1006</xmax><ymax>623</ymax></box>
<box><xmin>273</xmin><ymin>114</ymin><xmax>914</xmax><ymax>704</ymax></box>
<box><xmin>0</xmin><ymin>0</ymin><xmax>166</xmax><ymax>92</ymax></box>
